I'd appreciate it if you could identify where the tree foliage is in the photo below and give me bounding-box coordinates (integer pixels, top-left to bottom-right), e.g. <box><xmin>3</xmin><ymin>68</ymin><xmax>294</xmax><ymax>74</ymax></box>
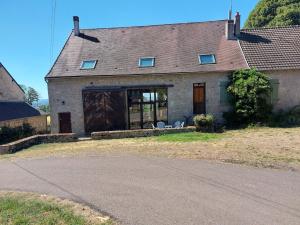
<box><xmin>224</xmin><ymin>69</ymin><xmax>272</xmax><ymax>126</ymax></box>
<box><xmin>245</xmin><ymin>0</ymin><xmax>300</xmax><ymax>28</ymax></box>
<box><xmin>39</xmin><ymin>104</ymin><xmax>50</xmax><ymax>113</ymax></box>
<box><xmin>21</xmin><ymin>85</ymin><xmax>40</xmax><ymax>105</ymax></box>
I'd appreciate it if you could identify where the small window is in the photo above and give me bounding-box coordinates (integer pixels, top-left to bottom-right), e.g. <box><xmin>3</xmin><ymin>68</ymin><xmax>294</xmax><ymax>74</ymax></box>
<box><xmin>199</xmin><ymin>54</ymin><xmax>216</xmax><ymax>65</ymax></box>
<box><xmin>80</xmin><ymin>60</ymin><xmax>97</xmax><ymax>69</ymax></box>
<box><xmin>270</xmin><ymin>79</ymin><xmax>279</xmax><ymax>104</ymax></box>
<box><xmin>219</xmin><ymin>80</ymin><xmax>231</xmax><ymax>105</ymax></box>
<box><xmin>139</xmin><ymin>57</ymin><xmax>155</xmax><ymax>67</ymax></box>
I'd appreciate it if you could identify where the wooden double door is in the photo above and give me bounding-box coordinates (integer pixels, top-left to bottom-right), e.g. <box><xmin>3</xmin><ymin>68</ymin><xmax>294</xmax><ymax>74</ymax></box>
<box><xmin>83</xmin><ymin>90</ymin><xmax>126</xmax><ymax>133</ymax></box>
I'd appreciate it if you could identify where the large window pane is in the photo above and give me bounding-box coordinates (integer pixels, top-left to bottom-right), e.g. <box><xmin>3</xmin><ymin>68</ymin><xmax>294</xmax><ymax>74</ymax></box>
<box><xmin>129</xmin><ymin>104</ymin><xmax>141</xmax><ymax>129</ymax></box>
<box><xmin>157</xmin><ymin>102</ymin><xmax>168</xmax><ymax>122</ymax></box>
<box><xmin>127</xmin><ymin>88</ymin><xmax>168</xmax><ymax>129</ymax></box>
<box><xmin>156</xmin><ymin>89</ymin><xmax>167</xmax><ymax>102</ymax></box>
<box><xmin>143</xmin><ymin>91</ymin><xmax>155</xmax><ymax>102</ymax></box>
<box><xmin>128</xmin><ymin>90</ymin><xmax>141</xmax><ymax>103</ymax></box>
<box><xmin>143</xmin><ymin>104</ymin><xmax>154</xmax><ymax>128</ymax></box>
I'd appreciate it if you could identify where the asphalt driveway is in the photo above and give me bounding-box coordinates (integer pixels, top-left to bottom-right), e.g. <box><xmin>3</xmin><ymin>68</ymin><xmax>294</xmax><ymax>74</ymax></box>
<box><xmin>0</xmin><ymin>154</ymin><xmax>300</xmax><ymax>225</ymax></box>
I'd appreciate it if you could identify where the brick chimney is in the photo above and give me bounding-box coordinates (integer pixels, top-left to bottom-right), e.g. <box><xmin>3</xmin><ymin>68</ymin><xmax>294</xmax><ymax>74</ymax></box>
<box><xmin>73</xmin><ymin>16</ymin><xmax>80</xmax><ymax>36</ymax></box>
<box><xmin>234</xmin><ymin>12</ymin><xmax>241</xmax><ymax>37</ymax></box>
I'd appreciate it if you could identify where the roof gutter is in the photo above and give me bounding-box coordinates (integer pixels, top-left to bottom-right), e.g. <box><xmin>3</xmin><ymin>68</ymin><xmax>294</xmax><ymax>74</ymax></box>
<box><xmin>45</xmin><ymin>69</ymin><xmax>246</xmax><ymax>81</ymax></box>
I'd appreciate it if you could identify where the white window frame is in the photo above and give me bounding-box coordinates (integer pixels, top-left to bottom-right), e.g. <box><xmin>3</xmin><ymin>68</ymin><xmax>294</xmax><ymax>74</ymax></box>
<box><xmin>80</xmin><ymin>60</ymin><xmax>97</xmax><ymax>70</ymax></box>
<box><xmin>139</xmin><ymin>57</ymin><xmax>155</xmax><ymax>68</ymax></box>
<box><xmin>198</xmin><ymin>54</ymin><xmax>216</xmax><ymax>65</ymax></box>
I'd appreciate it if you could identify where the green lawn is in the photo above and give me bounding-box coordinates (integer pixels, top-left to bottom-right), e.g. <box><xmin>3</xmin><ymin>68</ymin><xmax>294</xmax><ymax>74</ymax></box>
<box><xmin>0</xmin><ymin>194</ymin><xmax>113</xmax><ymax>225</ymax></box>
<box><xmin>1</xmin><ymin>128</ymin><xmax>300</xmax><ymax>170</ymax></box>
<box><xmin>152</xmin><ymin>132</ymin><xmax>223</xmax><ymax>142</ymax></box>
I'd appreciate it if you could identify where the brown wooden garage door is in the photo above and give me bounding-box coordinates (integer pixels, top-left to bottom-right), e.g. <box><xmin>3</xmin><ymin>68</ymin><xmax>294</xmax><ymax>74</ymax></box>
<box><xmin>83</xmin><ymin>90</ymin><xmax>126</xmax><ymax>133</ymax></box>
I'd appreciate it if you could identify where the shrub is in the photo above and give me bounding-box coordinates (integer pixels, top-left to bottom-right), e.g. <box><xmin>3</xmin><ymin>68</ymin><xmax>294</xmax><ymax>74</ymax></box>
<box><xmin>0</xmin><ymin>123</ymin><xmax>35</xmax><ymax>145</ymax></box>
<box><xmin>269</xmin><ymin>105</ymin><xmax>300</xmax><ymax>127</ymax></box>
<box><xmin>224</xmin><ymin>68</ymin><xmax>272</xmax><ymax>127</ymax></box>
<box><xmin>193</xmin><ymin>114</ymin><xmax>214</xmax><ymax>132</ymax></box>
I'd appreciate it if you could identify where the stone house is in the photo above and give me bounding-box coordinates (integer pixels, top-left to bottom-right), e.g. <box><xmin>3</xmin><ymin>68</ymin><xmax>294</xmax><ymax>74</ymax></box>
<box><xmin>46</xmin><ymin>14</ymin><xmax>300</xmax><ymax>135</ymax></box>
<box><xmin>0</xmin><ymin>63</ymin><xmax>41</xmax><ymax>122</ymax></box>
<box><xmin>0</xmin><ymin>63</ymin><xmax>25</xmax><ymax>102</ymax></box>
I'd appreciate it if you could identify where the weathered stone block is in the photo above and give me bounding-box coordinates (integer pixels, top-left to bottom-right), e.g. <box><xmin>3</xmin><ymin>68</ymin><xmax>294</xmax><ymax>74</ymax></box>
<box><xmin>91</xmin><ymin>127</ymin><xmax>196</xmax><ymax>140</ymax></box>
<box><xmin>0</xmin><ymin>133</ymin><xmax>77</xmax><ymax>155</ymax></box>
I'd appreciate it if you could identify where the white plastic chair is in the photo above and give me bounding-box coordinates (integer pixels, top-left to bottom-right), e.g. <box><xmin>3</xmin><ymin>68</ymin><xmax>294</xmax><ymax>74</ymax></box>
<box><xmin>174</xmin><ymin>121</ymin><xmax>185</xmax><ymax>129</ymax></box>
<box><xmin>174</xmin><ymin>121</ymin><xmax>181</xmax><ymax>128</ymax></box>
<box><xmin>157</xmin><ymin>121</ymin><xmax>166</xmax><ymax>129</ymax></box>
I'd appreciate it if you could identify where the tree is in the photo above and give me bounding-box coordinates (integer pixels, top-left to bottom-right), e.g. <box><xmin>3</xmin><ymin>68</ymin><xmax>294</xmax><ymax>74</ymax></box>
<box><xmin>39</xmin><ymin>104</ymin><xmax>50</xmax><ymax>113</ymax></box>
<box><xmin>245</xmin><ymin>0</ymin><xmax>300</xmax><ymax>28</ymax></box>
<box><xmin>224</xmin><ymin>69</ymin><xmax>272</xmax><ymax>126</ymax></box>
<box><xmin>26</xmin><ymin>87</ymin><xmax>40</xmax><ymax>105</ymax></box>
<box><xmin>20</xmin><ymin>84</ymin><xmax>27</xmax><ymax>93</ymax></box>
<box><xmin>21</xmin><ymin>85</ymin><xmax>40</xmax><ymax>105</ymax></box>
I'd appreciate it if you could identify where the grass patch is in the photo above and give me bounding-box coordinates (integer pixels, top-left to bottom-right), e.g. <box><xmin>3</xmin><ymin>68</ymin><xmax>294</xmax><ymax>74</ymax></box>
<box><xmin>0</xmin><ymin>193</ymin><xmax>113</xmax><ymax>225</ymax></box>
<box><xmin>1</xmin><ymin>127</ymin><xmax>300</xmax><ymax>170</ymax></box>
<box><xmin>153</xmin><ymin>132</ymin><xmax>223</xmax><ymax>142</ymax></box>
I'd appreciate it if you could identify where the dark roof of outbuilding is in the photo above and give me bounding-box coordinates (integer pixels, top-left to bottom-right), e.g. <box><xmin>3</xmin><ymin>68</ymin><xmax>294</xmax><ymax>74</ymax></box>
<box><xmin>46</xmin><ymin>20</ymin><xmax>248</xmax><ymax>78</ymax></box>
<box><xmin>239</xmin><ymin>26</ymin><xmax>300</xmax><ymax>71</ymax></box>
<box><xmin>0</xmin><ymin>102</ymin><xmax>41</xmax><ymax>122</ymax></box>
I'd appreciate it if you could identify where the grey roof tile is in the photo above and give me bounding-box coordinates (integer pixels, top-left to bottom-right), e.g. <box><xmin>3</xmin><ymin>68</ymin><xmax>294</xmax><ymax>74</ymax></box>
<box><xmin>46</xmin><ymin>20</ymin><xmax>248</xmax><ymax>78</ymax></box>
<box><xmin>239</xmin><ymin>26</ymin><xmax>300</xmax><ymax>71</ymax></box>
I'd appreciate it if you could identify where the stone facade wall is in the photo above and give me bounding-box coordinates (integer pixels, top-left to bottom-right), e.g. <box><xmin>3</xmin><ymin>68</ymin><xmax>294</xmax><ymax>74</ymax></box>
<box><xmin>0</xmin><ymin>133</ymin><xmax>77</xmax><ymax>155</ymax></box>
<box><xmin>0</xmin><ymin>115</ymin><xmax>49</xmax><ymax>133</ymax></box>
<box><xmin>48</xmin><ymin>69</ymin><xmax>300</xmax><ymax>135</ymax></box>
<box><xmin>48</xmin><ymin>72</ymin><xmax>231</xmax><ymax>135</ymax></box>
<box><xmin>267</xmin><ymin>70</ymin><xmax>300</xmax><ymax>111</ymax></box>
<box><xmin>92</xmin><ymin>127</ymin><xmax>196</xmax><ymax>140</ymax></box>
<box><xmin>0</xmin><ymin>66</ymin><xmax>24</xmax><ymax>101</ymax></box>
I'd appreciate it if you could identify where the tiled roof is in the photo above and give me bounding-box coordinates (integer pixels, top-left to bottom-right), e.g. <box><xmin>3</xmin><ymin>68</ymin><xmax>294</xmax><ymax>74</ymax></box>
<box><xmin>46</xmin><ymin>20</ymin><xmax>248</xmax><ymax>78</ymax></box>
<box><xmin>239</xmin><ymin>26</ymin><xmax>300</xmax><ymax>71</ymax></box>
<box><xmin>0</xmin><ymin>102</ymin><xmax>41</xmax><ymax>122</ymax></box>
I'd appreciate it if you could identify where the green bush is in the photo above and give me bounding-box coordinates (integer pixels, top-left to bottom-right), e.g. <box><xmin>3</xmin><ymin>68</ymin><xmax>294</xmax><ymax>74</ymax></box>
<box><xmin>193</xmin><ymin>114</ymin><xmax>214</xmax><ymax>132</ymax></box>
<box><xmin>0</xmin><ymin>124</ymin><xmax>35</xmax><ymax>145</ymax></box>
<box><xmin>269</xmin><ymin>105</ymin><xmax>300</xmax><ymax>127</ymax></box>
<box><xmin>224</xmin><ymin>68</ymin><xmax>272</xmax><ymax>127</ymax></box>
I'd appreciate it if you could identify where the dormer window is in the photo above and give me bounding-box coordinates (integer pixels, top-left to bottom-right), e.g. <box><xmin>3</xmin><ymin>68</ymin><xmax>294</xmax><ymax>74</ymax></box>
<box><xmin>139</xmin><ymin>57</ymin><xmax>155</xmax><ymax>68</ymax></box>
<box><xmin>81</xmin><ymin>60</ymin><xmax>97</xmax><ymax>69</ymax></box>
<box><xmin>199</xmin><ymin>54</ymin><xmax>216</xmax><ymax>65</ymax></box>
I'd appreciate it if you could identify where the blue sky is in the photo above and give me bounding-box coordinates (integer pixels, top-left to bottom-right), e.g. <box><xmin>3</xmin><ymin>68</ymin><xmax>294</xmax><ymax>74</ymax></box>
<box><xmin>0</xmin><ymin>0</ymin><xmax>259</xmax><ymax>99</ymax></box>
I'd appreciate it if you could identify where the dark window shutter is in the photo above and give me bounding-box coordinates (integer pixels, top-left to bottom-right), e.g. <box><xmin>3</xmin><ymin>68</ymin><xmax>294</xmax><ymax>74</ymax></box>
<box><xmin>270</xmin><ymin>79</ymin><xmax>279</xmax><ymax>104</ymax></box>
<box><xmin>220</xmin><ymin>81</ymin><xmax>230</xmax><ymax>105</ymax></box>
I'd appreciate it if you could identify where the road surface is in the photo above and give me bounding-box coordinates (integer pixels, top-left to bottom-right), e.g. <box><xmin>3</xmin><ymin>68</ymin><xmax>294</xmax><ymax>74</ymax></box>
<box><xmin>0</xmin><ymin>154</ymin><xmax>299</xmax><ymax>225</ymax></box>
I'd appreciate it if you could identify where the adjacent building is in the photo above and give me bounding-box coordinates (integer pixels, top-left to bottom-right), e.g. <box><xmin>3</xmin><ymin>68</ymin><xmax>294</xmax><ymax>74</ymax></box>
<box><xmin>46</xmin><ymin>14</ymin><xmax>300</xmax><ymax>135</ymax></box>
<box><xmin>0</xmin><ymin>63</ymin><xmax>25</xmax><ymax>102</ymax></box>
<box><xmin>0</xmin><ymin>63</ymin><xmax>41</xmax><ymax>122</ymax></box>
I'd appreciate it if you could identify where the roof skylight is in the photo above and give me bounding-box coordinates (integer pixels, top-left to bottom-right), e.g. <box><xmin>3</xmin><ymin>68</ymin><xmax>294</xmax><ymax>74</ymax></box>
<box><xmin>81</xmin><ymin>60</ymin><xmax>97</xmax><ymax>69</ymax></box>
<box><xmin>199</xmin><ymin>54</ymin><xmax>216</xmax><ymax>65</ymax></box>
<box><xmin>139</xmin><ymin>57</ymin><xmax>155</xmax><ymax>68</ymax></box>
